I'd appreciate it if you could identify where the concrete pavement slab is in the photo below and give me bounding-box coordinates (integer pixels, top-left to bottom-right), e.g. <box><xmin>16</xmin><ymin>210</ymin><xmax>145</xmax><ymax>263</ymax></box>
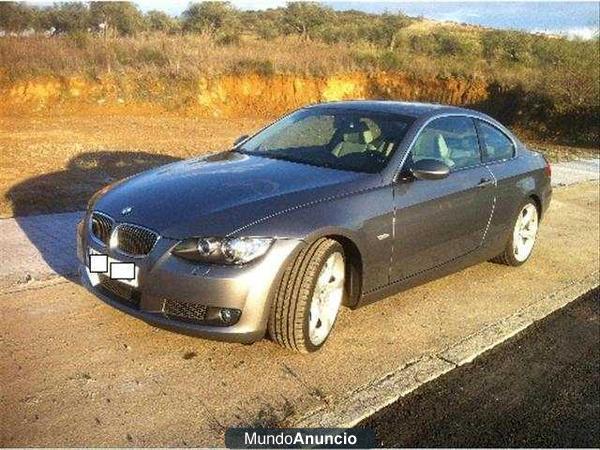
<box><xmin>0</xmin><ymin>211</ymin><xmax>82</xmax><ymax>287</ymax></box>
<box><xmin>551</xmin><ymin>158</ymin><xmax>599</xmax><ymax>186</ymax></box>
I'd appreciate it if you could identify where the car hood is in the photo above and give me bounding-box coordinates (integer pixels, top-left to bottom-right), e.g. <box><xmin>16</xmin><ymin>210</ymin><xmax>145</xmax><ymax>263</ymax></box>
<box><xmin>93</xmin><ymin>151</ymin><xmax>377</xmax><ymax>238</ymax></box>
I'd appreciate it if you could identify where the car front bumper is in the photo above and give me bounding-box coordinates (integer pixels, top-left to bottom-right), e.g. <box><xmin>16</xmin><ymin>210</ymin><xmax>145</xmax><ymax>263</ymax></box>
<box><xmin>77</xmin><ymin>219</ymin><xmax>304</xmax><ymax>343</ymax></box>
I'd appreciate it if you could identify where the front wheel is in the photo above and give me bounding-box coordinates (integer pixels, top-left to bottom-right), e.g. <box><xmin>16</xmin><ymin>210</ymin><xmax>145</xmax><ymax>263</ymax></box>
<box><xmin>493</xmin><ymin>200</ymin><xmax>539</xmax><ymax>266</ymax></box>
<box><xmin>268</xmin><ymin>238</ymin><xmax>345</xmax><ymax>353</ymax></box>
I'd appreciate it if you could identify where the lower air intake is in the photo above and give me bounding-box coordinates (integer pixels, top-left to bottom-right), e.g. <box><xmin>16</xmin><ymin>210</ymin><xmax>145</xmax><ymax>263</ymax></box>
<box><xmin>163</xmin><ymin>299</ymin><xmax>208</xmax><ymax>323</ymax></box>
<box><xmin>98</xmin><ymin>275</ymin><xmax>140</xmax><ymax>308</ymax></box>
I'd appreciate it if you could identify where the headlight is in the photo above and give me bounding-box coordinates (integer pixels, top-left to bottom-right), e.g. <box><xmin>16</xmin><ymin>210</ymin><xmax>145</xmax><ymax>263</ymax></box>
<box><xmin>172</xmin><ymin>237</ymin><xmax>274</xmax><ymax>265</ymax></box>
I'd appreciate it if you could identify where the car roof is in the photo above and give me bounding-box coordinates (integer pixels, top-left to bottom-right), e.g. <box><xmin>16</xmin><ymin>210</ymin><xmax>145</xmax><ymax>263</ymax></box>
<box><xmin>304</xmin><ymin>100</ymin><xmax>480</xmax><ymax>119</ymax></box>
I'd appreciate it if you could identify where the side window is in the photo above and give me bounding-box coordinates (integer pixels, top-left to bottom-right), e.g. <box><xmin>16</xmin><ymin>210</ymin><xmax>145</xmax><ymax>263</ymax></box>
<box><xmin>478</xmin><ymin>121</ymin><xmax>515</xmax><ymax>162</ymax></box>
<box><xmin>411</xmin><ymin>116</ymin><xmax>481</xmax><ymax>170</ymax></box>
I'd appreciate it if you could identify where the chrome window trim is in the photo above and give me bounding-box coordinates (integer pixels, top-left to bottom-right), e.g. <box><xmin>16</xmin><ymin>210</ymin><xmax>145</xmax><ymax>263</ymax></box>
<box><xmin>394</xmin><ymin>113</ymin><xmax>519</xmax><ymax>181</ymax></box>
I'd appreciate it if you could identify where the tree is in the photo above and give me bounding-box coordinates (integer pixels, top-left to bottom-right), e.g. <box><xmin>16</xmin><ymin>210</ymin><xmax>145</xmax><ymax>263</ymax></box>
<box><xmin>241</xmin><ymin>9</ymin><xmax>285</xmax><ymax>40</ymax></box>
<box><xmin>89</xmin><ymin>1</ymin><xmax>143</xmax><ymax>37</ymax></box>
<box><xmin>0</xmin><ymin>2</ymin><xmax>33</xmax><ymax>33</ymax></box>
<box><xmin>182</xmin><ymin>1</ymin><xmax>238</xmax><ymax>35</ymax></box>
<box><xmin>282</xmin><ymin>2</ymin><xmax>332</xmax><ymax>41</ymax></box>
<box><xmin>42</xmin><ymin>2</ymin><xmax>91</xmax><ymax>35</ymax></box>
<box><xmin>379</xmin><ymin>12</ymin><xmax>410</xmax><ymax>50</ymax></box>
<box><xmin>145</xmin><ymin>10</ymin><xmax>179</xmax><ymax>33</ymax></box>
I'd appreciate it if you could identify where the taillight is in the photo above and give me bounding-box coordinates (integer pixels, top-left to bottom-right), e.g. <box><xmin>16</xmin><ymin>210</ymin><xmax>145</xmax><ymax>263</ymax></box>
<box><xmin>543</xmin><ymin>156</ymin><xmax>551</xmax><ymax>178</ymax></box>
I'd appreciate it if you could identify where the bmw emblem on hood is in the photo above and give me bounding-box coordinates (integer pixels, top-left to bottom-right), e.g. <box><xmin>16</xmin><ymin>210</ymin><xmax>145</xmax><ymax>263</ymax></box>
<box><xmin>121</xmin><ymin>206</ymin><xmax>133</xmax><ymax>216</ymax></box>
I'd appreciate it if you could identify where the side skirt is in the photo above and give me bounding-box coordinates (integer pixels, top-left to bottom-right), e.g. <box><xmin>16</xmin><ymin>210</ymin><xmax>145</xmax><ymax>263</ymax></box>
<box><xmin>356</xmin><ymin>240</ymin><xmax>504</xmax><ymax>308</ymax></box>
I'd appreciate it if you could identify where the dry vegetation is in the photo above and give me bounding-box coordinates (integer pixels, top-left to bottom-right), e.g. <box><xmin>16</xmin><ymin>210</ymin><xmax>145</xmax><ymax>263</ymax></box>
<box><xmin>0</xmin><ymin>34</ymin><xmax>363</xmax><ymax>81</ymax></box>
<box><xmin>2</xmin><ymin>23</ymin><xmax>597</xmax><ymax>87</ymax></box>
<box><xmin>1</xmin><ymin>21</ymin><xmax>598</xmax><ymax>145</ymax></box>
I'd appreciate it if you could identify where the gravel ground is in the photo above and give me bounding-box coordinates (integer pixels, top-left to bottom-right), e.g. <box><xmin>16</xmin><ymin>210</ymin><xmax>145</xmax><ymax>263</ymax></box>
<box><xmin>551</xmin><ymin>158</ymin><xmax>600</xmax><ymax>186</ymax></box>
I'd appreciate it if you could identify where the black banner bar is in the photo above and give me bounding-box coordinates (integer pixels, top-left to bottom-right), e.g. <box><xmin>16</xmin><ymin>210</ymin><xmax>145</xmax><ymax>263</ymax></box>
<box><xmin>225</xmin><ymin>427</ymin><xmax>375</xmax><ymax>449</ymax></box>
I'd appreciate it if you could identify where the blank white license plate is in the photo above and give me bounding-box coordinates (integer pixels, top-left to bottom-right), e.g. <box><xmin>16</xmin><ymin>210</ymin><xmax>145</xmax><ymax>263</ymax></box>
<box><xmin>88</xmin><ymin>248</ymin><xmax>139</xmax><ymax>288</ymax></box>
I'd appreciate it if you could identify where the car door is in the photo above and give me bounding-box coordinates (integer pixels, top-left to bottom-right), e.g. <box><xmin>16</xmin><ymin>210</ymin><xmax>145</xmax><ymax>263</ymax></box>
<box><xmin>390</xmin><ymin>115</ymin><xmax>496</xmax><ymax>282</ymax></box>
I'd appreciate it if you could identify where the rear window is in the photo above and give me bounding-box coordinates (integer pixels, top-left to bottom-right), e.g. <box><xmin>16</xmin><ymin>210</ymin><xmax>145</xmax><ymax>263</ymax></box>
<box><xmin>478</xmin><ymin>121</ymin><xmax>515</xmax><ymax>162</ymax></box>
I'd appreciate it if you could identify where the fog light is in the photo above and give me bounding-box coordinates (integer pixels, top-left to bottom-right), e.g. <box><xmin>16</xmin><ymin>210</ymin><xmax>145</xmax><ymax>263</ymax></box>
<box><xmin>219</xmin><ymin>308</ymin><xmax>239</xmax><ymax>324</ymax></box>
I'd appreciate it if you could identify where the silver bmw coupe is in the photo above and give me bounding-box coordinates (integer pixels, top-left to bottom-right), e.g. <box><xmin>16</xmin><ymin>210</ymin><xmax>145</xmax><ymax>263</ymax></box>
<box><xmin>78</xmin><ymin>101</ymin><xmax>552</xmax><ymax>353</ymax></box>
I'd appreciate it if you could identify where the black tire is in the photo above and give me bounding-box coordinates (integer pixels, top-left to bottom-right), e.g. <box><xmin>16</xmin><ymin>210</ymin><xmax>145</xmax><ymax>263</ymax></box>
<box><xmin>492</xmin><ymin>200</ymin><xmax>539</xmax><ymax>267</ymax></box>
<box><xmin>268</xmin><ymin>238</ymin><xmax>345</xmax><ymax>353</ymax></box>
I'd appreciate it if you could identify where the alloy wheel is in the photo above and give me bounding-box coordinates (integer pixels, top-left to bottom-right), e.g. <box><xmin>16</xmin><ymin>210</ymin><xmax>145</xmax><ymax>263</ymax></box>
<box><xmin>308</xmin><ymin>251</ymin><xmax>345</xmax><ymax>346</ymax></box>
<box><xmin>513</xmin><ymin>203</ymin><xmax>538</xmax><ymax>262</ymax></box>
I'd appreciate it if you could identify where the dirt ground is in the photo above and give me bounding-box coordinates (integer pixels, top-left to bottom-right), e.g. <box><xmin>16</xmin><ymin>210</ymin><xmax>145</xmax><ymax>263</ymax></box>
<box><xmin>1</xmin><ymin>182</ymin><xmax>598</xmax><ymax>447</ymax></box>
<box><xmin>0</xmin><ymin>112</ymin><xmax>597</xmax><ymax>218</ymax></box>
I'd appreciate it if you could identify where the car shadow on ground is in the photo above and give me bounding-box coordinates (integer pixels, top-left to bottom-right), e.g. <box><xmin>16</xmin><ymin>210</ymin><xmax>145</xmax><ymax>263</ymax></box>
<box><xmin>6</xmin><ymin>151</ymin><xmax>181</xmax><ymax>280</ymax></box>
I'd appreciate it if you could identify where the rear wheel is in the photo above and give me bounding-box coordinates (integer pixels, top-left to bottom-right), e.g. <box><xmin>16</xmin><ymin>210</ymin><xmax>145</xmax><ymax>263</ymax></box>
<box><xmin>493</xmin><ymin>201</ymin><xmax>539</xmax><ymax>266</ymax></box>
<box><xmin>268</xmin><ymin>238</ymin><xmax>345</xmax><ymax>353</ymax></box>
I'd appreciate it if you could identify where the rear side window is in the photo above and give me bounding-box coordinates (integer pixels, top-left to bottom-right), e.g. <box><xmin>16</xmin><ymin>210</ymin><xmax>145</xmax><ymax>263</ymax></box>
<box><xmin>411</xmin><ymin>116</ymin><xmax>481</xmax><ymax>170</ymax></box>
<box><xmin>478</xmin><ymin>121</ymin><xmax>515</xmax><ymax>162</ymax></box>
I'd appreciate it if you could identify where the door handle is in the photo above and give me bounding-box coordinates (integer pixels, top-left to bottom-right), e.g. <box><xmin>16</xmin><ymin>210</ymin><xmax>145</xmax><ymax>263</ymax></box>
<box><xmin>477</xmin><ymin>178</ymin><xmax>494</xmax><ymax>188</ymax></box>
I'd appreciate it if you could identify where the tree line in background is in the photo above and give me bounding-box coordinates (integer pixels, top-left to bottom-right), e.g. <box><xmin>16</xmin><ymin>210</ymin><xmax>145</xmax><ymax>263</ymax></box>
<box><xmin>2</xmin><ymin>1</ymin><xmax>597</xmax><ymax>66</ymax></box>
<box><xmin>0</xmin><ymin>1</ymin><xmax>410</xmax><ymax>48</ymax></box>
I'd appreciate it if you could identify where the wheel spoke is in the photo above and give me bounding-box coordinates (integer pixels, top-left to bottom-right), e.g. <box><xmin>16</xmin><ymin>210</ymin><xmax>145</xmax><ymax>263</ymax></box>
<box><xmin>522</xmin><ymin>208</ymin><xmax>531</xmax><ymax>225</ymax></box>
<box><xmin>309</xmin><ymin>301</ymin><xmax>320</xmax><ymax>329</ymax></box>
<box><xmin>331</xmin><ymin>276</ymin><xmax>344</xmax><ymax>290</ymax></box>
<box><xmin>320</xmin><ymin>313</ymin><xmax>332</xmax><ymax>335</ymax></box>
<box><xmin>512</xmin><ymin>203</ymin><xmax>538</xmax><ymax>262</ymax></box>
<box><xmin>522</xmin><ymin>228</ymin><xmax>536</xmax><ymax>239</ymax></box>
<box><xmin>515</xmin><ymin>214</ymin><xmax>523</xmax><ymax>230</ymax></box>
<box><xmin>308</xmin><ymin>251</ymin><xmax>345</xmax><ymax>346</ymax></box>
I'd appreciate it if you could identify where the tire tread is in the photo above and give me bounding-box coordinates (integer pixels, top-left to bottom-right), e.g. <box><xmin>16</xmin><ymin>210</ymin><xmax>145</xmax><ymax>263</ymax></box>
<box><xmin>268</xmin><ymin>238</ymin><xmax>341</xmax><ymax>353</ymax></box>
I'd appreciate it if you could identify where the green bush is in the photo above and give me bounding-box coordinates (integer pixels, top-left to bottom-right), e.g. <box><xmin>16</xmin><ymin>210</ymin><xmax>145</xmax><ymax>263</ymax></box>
<box><xmin>482</xmin><ymin>30</ymin><xmax>533</xmax><ymax>64</ymax></box>
<box><xmin>434</xmin><ymin>31</ymin><xmax>480</xmax><ymax>57</ymax></box>
<box><xmin>377</xmin><ymin>51</ymin><xmax>404</xmax><ymax>71</ymax></box>
<box><xmin>69</xmin><ymin>31</ymin><xmax>91</xmax><ymax>50</ymax></box>
<box><xmin>136</xmin><ymin>45</ymin><xmax>169</xmax><ymax>67</ymax></box>
<box><xmin>409</xmin><ymin>33</ymin><xmax>439</xmax><ymax>55</ymax></box>
<box><xmin>145</xmin><ymin>10</ymin><xmax>179</xmax><ymax>34</ymax></box>
<box><xmin>215</xmin><ymin>32</ymin><xmax>241</xmax><ymax>46</ymax></box>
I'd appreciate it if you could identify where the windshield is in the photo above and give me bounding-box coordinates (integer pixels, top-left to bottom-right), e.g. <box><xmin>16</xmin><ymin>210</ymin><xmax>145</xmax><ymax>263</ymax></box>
<box><xmin>237</xmin><ymin>109</ymin><xmax>413</xmax><ymax>173</ymax></box>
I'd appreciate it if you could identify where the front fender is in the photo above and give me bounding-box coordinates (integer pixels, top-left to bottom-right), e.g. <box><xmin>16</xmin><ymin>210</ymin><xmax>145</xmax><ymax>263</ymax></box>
<box><xmin>234</xmin><ymin>185</ymin><xmax>394</xmax><ymax>292</ymax></box>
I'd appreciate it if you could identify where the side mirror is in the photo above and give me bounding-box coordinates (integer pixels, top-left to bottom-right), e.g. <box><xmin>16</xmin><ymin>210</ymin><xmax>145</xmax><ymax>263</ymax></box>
<box><xmin>233</xmin><ymin>134</ymin><xmax>249</xmax><ymax>147</ymax></box>
<box><xmin>410</xmin><ymin>158</ymin><xmax>450</xmax><ymax>180</ymax></box>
